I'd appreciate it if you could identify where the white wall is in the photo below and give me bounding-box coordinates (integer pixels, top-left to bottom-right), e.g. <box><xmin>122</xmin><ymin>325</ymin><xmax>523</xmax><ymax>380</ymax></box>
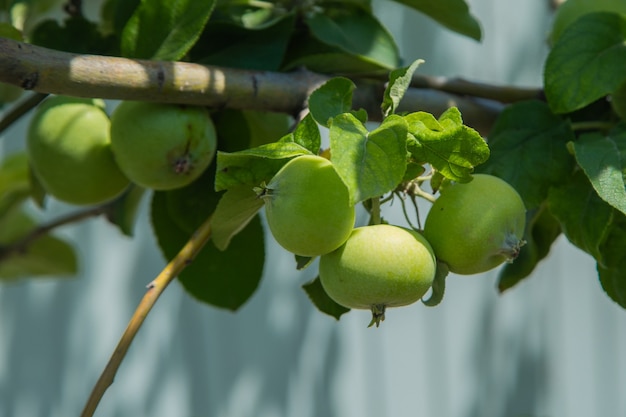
<box><xmin>1</xmin><ymin>1</ymin><xmax>625</xmax><ymax>416</ymax></box>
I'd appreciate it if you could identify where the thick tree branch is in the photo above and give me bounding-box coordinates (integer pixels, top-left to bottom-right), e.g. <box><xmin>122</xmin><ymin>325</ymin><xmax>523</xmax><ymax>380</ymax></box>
<box><xmin>0</xmin><ymin>37</ymin><xmax>517</xmax><ymax>135</ymax></box>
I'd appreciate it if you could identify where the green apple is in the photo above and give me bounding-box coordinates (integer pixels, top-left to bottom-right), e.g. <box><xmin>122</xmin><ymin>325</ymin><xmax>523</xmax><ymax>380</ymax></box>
<box><xmin>549</xmin><ymin>0</ymin><xmax>626</xmax><ymax>45</ymax></box>
<box><xmin>319</xmin><ymin>224</ymin><xmax>436</xmax><ymax>327</ymax></box>
<box><xmin>110</xmin><ymin>101</ymin><xmax>217</xmax><ymax>190</ymax></box>
<box><xmin>259</xmin><ymin>155</ymin><xmax>355</xmax><ymax>257</ymax></box>
<box><xmin>423</xmin><ymin>174</ymin><xmax>526</xmax><ymax>275</ymax></box>
<box><xmin>27</xmin><ymin>96</ymin><xmax>130</xmax><ymax>205</ymax></box>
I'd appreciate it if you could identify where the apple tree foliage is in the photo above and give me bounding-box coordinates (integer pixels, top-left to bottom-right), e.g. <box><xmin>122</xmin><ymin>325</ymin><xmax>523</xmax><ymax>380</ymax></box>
<box><xmin>1</xmin><ymin>0</ymin><xmax>626</xmax><ymax>317</ymax></box>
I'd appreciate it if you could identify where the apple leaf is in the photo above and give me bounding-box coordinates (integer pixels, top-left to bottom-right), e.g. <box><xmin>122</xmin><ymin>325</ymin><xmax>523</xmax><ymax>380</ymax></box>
<box><xmin>282</xmin><ymin>113</ymin><xmax>321</xmax><ymax>154</ymax></box>
<box><xmin>121</xmin><ymin>0</ymin><xmax>215</xmax><ymax>60</ymax></box>
<box><xmin>381</xmin><ymin>59</ymin><xmax>424</xmax><ymax>117</ymax></box>
<box><xmin>544</xmin><ymin>12</ymin><xmax>626</xmax><ymax>114</ymax></box>
<box><xmin>0</xmin><ymin>153</ymin><xmax>30</xmax><ymax>216</ymax></box>
<box><xmin>330</xmin><ymin>113</ymin><xmax>408</xmax><ymax>205</ymax></box>
<box><xmin>547</xmin><ymin>170</ymin><xmax>614</xmax><ymax>264</ymax></box>
<box><xmin>497</xmin><ymin>205</ymin><xmax>561</xmax><ymax>292</ymax></box>
<box><xmin>390</xmin><ymin>0</ymin><xmax>482</xmax><ymax>41</ymax></box>
<box><xmin>405</xmin><ymin>107</ymin><xmax>489</xmax><ymax>183</ymax></box>
<box><xmin>105</xmin><ymin>185</ymin><xmax>146</xmax><ymax>237</ymax></box>
<box><xmin>0</xmin><ymin>209</ymin><xmax>77</xmax><ymax>279</ymax></box>
<box><xmin>164</xmin><ymin>168</ymin><xmax>223</xmax><ymax>234</ymax></box>
<box><xmin>597</xmin><ymin>212</ymin><xmax>626</xmax><ymax>308</ymax></box>
<box><xmin>215</xmin><ymin>142</ymin><xmax>313</xmax><ymax>191</ymax></box>
<box><xmin>151</xmin><ymin>192</ymin><xmax>264</xmax><ymax>311</ymax></box>
<box><xmin>308</xmin><ymin>77</ymin><xmax>356</xmax><ymax>127</ymax></box>
<box><xmin>571</xmin><ymin>126</ymin><xmax>626</xmax><ymax>217</ymax></box>
<box><xmin>302</xmin><ymin>277</ymin><xmax>350</xmax><ymax>320</ymax></box>
<box><xmin>211</xmin><ymin>186</ymin><xmax>264</xmax><ymax>251</ymax></box>
<box><xmin>476</xmin><ymin>100</ymin><xmax>575</xmax><ymax>210</ymax></box>
<box><xmin>305</xmin><ymin>7</ymin><xmax>399</xmax><ymax>70</ymax></box>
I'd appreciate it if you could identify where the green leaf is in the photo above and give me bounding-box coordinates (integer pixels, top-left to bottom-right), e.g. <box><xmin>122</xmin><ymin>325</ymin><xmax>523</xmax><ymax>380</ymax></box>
<box><xmin>0</xmin><ymin>209</ymin><xmax>77</xmax><ymax>279</ymax></box>
<box><xmin>476</xmin><ymin>100</ymin><xmax>576</xmax><ymax>210</ymax></box>
<box><xmin>302</xmin><ymin>277</ymin><xmax>350</xmax><ymax>320</ymax></box>
<box><xmin>572</xmin><ymin>126</ymin><xmax>626</xmax><ymax>216</ymax></box>
<box><xmin>547</xmin><ymin>170</ymin><xmax>613</xmax><ymax>264</ymax></box>
<box><xmin>189</xmin><ymin>13</ymin><xmax>295</xmax><ymax>70</ymax></box>
<box><xmin>330</xmin><ymin>113</ymin><xmax>407</xmax><ymax>204</ymax></box>
<box><xmin>291</xmin><ymin>113</ymin><xmax>322</xmax><ymax>154</ymax></box>
<box><xmin>545</xmin><ymin>12</ymin><xmax>626</xmax><ymax>114</ymax></box>
<box><xmin>105</xmin><ymin>185</ymin><xmax>146</xmax><ymax>237</ymax></box>
<box><xmin>390</xmin><ymin>0</ymin><xmax>482</xmax><ymax>41</ymax></box>
<box><xmin>151</xmin><ymin>192</ymin><xmax>264</xmax><ymax>311</ymax></box>
<box><xmin>243</xmin><ymin>111</ymin><xmax>292</xmax><ymax>148</ymax></box>
<box><xmin>121</xmin><ymin>0</ymin><xmax>215</xmax><ymax>60</ymax></box>
<box><xmin>0</xmin><ymin>153</ymin><xmax>30</xmax><ymax>216</ymax></box>
<box><xmin>497</xmin><ymin>205</ymin><xmax>561</xmax><ymax>292</ymax></box>
<box><xmin>597</xmin><ymin>212</ymin><xmax>626</xmax><ymax>308</ymax></box>
<box><xmin>305</xmin><ymin>7</ymin><xmax>399</xmax><ymax>70</ymax></box>
<box><xmin>382</xmin><ymin>59</ymin><xmax>424</xmax><ymax>117</ymax></box>
<box><xmin>308</xmin><ymin>77</ymin><xmax>356</xmax><ymax>127</ymax></box>
<box><xmin>31</xmin><ymin>17</ymin><xmax>116</xmax><ymax>55</ymax></box>
<box><xmin>164</xmin><ymin>167</ymin><xmax>223</xmax><ymax>234</ymax></box>
<box><xmin>405</xmin><ymin>107</ymin><xmax>489</xmax><ymax>182</ymax></box>
<box><xmin>215</xmin><ymin>142</ymin><xmax>313</xmax><ymax>191</ymax></box>
<box><xmin>211</xmin><ymin>185</ymin><xmax>264</xmax><ymax>251</ymax></box>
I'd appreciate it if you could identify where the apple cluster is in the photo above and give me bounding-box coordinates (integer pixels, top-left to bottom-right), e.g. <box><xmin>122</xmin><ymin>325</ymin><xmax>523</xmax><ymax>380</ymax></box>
<box><xmin>26</xmin><ymin>96</ymin><xmax>217</xmax><ymax>205</ymax></box>
<box><xmin>259</xmin><ymin>155</ymin><xmax>526</xmax><ymax>326</ymax></box>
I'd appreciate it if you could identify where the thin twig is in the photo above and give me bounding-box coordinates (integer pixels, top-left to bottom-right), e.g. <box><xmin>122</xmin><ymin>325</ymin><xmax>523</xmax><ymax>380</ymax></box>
<box><xmin>0</xmin><ymin>204</ymin><xmax>108</xmax><ymax>262</ymax></box>
<box><xmin>0</xmin><ymin>92</ymin><xmax>47</xmax><ymax>136</ymax></box>
<box><xmin>79</xmin><ymin>215</ymin><xmax>213</xmax><ymax>417</ymax></box>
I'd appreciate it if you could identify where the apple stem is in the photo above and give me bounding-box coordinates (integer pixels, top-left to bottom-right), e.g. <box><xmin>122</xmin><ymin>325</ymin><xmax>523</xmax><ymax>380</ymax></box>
<box><xmin>369</xmin><ymin>196</ymin><xmax>382</xmax><ymax>225</ymax></box>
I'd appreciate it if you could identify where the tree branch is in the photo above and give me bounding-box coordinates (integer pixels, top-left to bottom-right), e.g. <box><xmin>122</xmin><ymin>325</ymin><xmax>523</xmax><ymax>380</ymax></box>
<box><xmin>80</xmin><ymin>215</ymin><xmax>214</xmax><ymax>417</ymax></box>
<box><xmin>0</xmin><ymin>37</ymin><xmax>520</xmax><ymax>135</ymax></box>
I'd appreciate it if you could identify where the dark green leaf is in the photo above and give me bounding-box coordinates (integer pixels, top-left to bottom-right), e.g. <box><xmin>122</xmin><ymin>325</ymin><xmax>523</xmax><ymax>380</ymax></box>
<box><xmin>302</xmin><ymin>277</ymin><xmax>350</xmax><ymax>320</ymax></box>
<box><xmin>498</xmin><ymin>205</ymin><xmax>561</xmax><ymax>292</ymax></box>
<box><xmin>597</xmin><ymin>212</ymin><xmax>626</xmax><ymax>308</ymax></box>
<box><xmin>215</xmin><ymin>142</ymin><xmax>312</xmax><ymax>191</ymax></box>
<box><xmin>211</xmin><ymin>186</ymin><xmax>264</xmax><ymax>251</ymax></box>
<box><xmin>330</xmin><ymin>113</ymin><xmax>408</xmax><ymax>204</ymax></box>
<box><xmin>151</xmin><ymin>192</ymin><xmax>264</xmax><ymax>311</ymax></box>
<box><xmin>405</xmin><ymin>107</ymin><xmax>489</xmax><ymax>182</ymax></box>
<box><xmin>476</xmin><ymin>100</ymin><xmax>576</xmax><ymax>209</ymax></box>
<box><xmin>31</xmin><ymin>17</ymin><xmax>115</xmax><ymax>54</ymax></box>
<box><xmin>545</xmin><ymin>12</ymin><xmax>626</xmax><ymax>114</ymax></box>
<box><xmin>390</xmin><ymin>0</ymin><xmax>481</xmax><ymax>41</ymax></box>
<box><xmin>572</xmin><ymin>126</ymin><xmax>626</xmax><ymax>216</ymax></box>
<box><xmin>548</xmin><ymin>170</ymin><xmax>613</xmax><ymax>264</ymax></box>
<box><xmin>164</xmin><ymin>167</ymin><xmax>222</xmax><ymax>234</ymax></box>
<box><xmin>121</xmin><ymin>0</ymin><xmax>216</xmax><ymax>60</ymax></box>
<box><xmin>295</xmin><ymin>255</ymin><xmax>314</xmax><ymax>270</ymax></box>
<box><xmin>382</xmin><ymin>59</ymin><xmax>424</xmax><ymax>117</ymax></box>
<box><xmin>243</xmin><ymin>111</ymin><xmax>292</xmax><ymax>148</ymax></box>
<box><xmin>305</xmin><ymin>7</ymin><xmax>399</xmax><ymax>70</ymax></box>
<box><xmin>190</xmin><ymin>13</ymin><xmax>295</xmax><ymax>70</ymax></box>
<box><xmin>105</xmin><ymin>186</ymin><xmax>146</xmax><ymax>237</ymax></box>
<box><xmin>308</xmin><ymin>77</ymin><xmax>355</xmax><ymax>127</ymax></box>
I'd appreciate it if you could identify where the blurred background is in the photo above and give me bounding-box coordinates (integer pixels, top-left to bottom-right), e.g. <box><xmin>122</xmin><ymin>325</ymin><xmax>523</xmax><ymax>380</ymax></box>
<box><xmin>1</xmin><ymin>0</ymin><xmax>625</xmax><ymax>416</ymax></box>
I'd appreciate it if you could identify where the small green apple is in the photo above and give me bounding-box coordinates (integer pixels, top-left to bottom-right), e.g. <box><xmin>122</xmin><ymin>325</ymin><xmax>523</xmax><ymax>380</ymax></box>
<box><xmin>110</xmin><ymin>101</ymin><xmax>217</xmax><ymax>190</ymax></box>
<box><xmin>27</xmin><ymin>95</ymin><xmax>130</xmax><ymax>205</ymax></box>
<box><xmin>319</xmin><ymin>224</ymin><xmax>436</xmax><ymax>327</ymax></box>
<box><xmin>423</xmin><ymin>174</ymin><xmax>526</xmax><ymax>275</ymax></box>
<box><xmin>259</xmin><ymin>155</ymin><xmax>355</xmax><ymax>257</ymax></box>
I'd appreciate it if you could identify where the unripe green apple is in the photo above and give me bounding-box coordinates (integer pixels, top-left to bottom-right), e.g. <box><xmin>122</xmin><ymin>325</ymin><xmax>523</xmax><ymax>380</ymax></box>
<box><xmin>319</xmin><ymin>224</ymin><xmax>436</xmax><ymax>327</ymax></box>
<box><xmin>549</xmin><ymin>0</ymin><xmax>626</xmax><ymax>45</ymax></box>
<box><xmin>27</xmin><ymin>96</ymin><xmax>130</xmax><ymax>205</ymax></box>
<box><xmin>259</xmin><ymin>155</ymin><xmax>355</xmax><ymax>257</ymax></box>
<box><xmin>110</xmin><ymin>101</ymin><xmax>217</xmax><ymax>190</ymax></box>
<box><xmin>423</xmin><ymin>174</ymin><xmax>526</xmax><ymax>275</ymax></box>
